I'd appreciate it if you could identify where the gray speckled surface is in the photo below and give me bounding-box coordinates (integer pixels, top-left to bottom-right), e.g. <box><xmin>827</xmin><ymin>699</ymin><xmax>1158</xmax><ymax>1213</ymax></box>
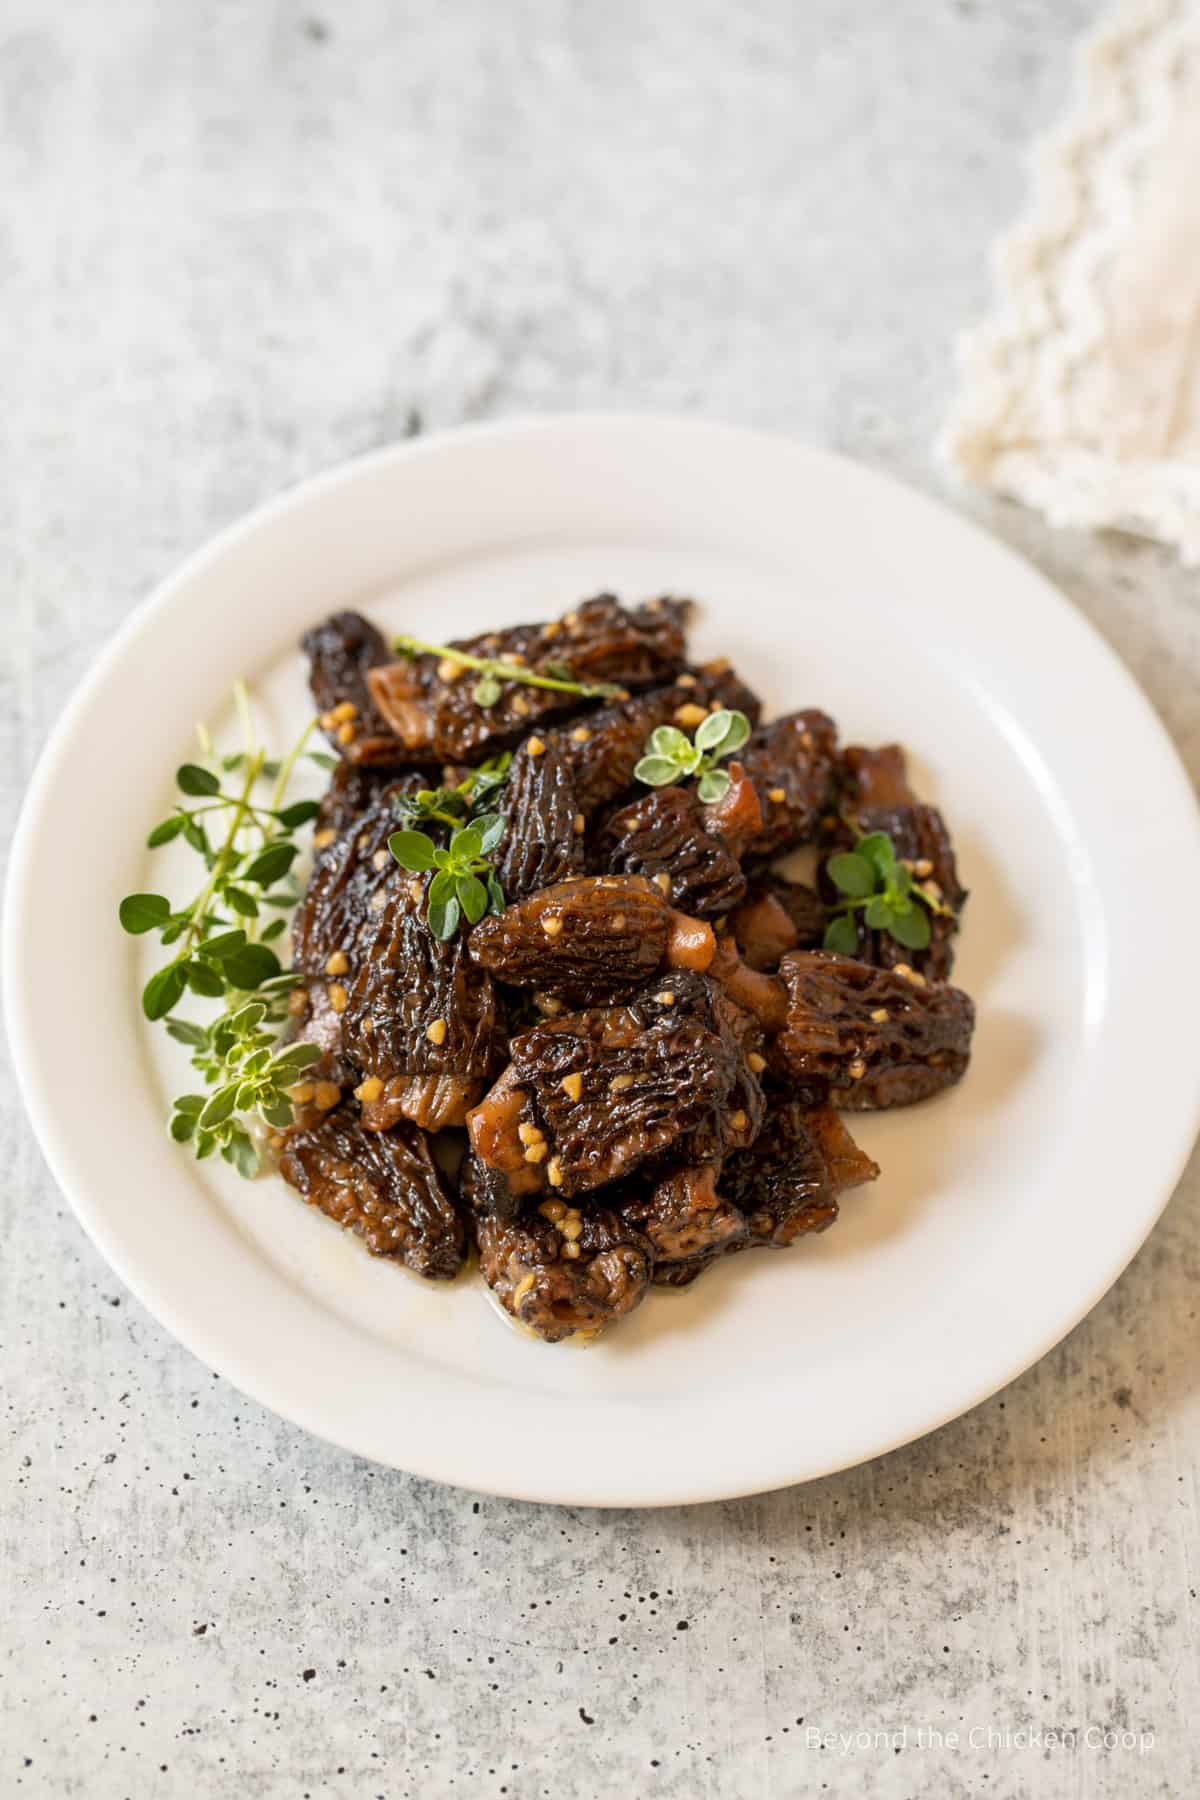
<box><xmin>3</xmin><ymin>2</ymin><xmax>1198</xmax><ymax>1795</ymax></box>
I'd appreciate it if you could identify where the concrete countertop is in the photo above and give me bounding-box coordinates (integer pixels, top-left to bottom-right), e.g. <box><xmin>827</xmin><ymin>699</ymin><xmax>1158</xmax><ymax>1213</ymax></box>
<box><xmin>3</xmin><ymin>3</ymin><xmax>1197</xmax><ymax>1795</ymax></box>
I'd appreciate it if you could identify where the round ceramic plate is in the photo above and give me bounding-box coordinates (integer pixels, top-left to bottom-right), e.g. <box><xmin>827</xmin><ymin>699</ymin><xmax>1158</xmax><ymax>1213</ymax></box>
<box><xmin>7</xmin><ymin>416</ymin><xmax>1200</xmax><ymax>1506</ymax></box>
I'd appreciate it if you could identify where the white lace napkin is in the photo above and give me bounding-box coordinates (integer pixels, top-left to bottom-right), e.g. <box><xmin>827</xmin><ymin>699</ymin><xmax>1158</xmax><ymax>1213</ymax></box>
<box><xmin>941</xmin><ymin>0</ymin><xmax>1200</xmax><ymax>561</ymax></box>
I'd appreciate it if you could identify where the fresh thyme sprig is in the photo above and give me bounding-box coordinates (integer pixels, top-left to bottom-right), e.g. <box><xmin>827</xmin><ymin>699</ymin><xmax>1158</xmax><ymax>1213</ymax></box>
<box><xmin>164</xmin><ymin>988</ymin><xmax>320</xmax><ymax>1176</ymax></box>
<box><xmin>119</xmin><ymin>687</ymin><xmax>323</xmax><ymax>1176</ymax></box>
<box><xmin>392</xmin><ymin>633</ymin><xmax>628</xmax><ymax>711</ymax></box>
<box><xmin>822</xmin><ymin>830</ymin><xmax>954</xmax><ymax>956</ymax></box>
<box><xmin>633</xmin><ymin>708</ymin><xmax>751</xmax><ymax>803</ymax></box>
<box><xmin>392</xmin><ymin>752</ymin><xmax>512</xmax><ymax>833</ymax></box>
<box><xmin>388</xmin><ymin>751</ymin><xmax>511</xmax><ymax>940</ymax></box>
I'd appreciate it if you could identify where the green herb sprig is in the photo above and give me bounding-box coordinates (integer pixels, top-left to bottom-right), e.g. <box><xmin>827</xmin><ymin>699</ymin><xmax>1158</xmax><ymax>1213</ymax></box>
<box><xmin>392</xmin><ymin>633</ymin><xmax>628</xmax><ymax>711</ymax></box>
<box><xmin>119</xmin><ymin>685</ymin><xmax>323</xmax><ymax>1175</ymax></box>
<box><xmin>633</xmin><ymin>708</ymin><xmax>751</xmax><ymax>804</ymax></box>
<box><xmin>387</xmin><ymin>752</ymin><xmax>511</xmax><ymax>939</ymax></box>
<box><xmin>822</xmin><ymin>831</ymin><xmax>953</xmax><ymax>956</ymax></box>
<box><xmin>389</xmin><ymin>817</ymin><xmax>506</xmax><ymax>940</ymax></box>
<box><xmin>165</xmin><ymin>991</ymin><xmax>321</xmax><ymax>1176</ymax></box>
<box><xmin>393</xmin><ymin>753</ymin><xmax>512</xmax><ymax>834</ymax></box>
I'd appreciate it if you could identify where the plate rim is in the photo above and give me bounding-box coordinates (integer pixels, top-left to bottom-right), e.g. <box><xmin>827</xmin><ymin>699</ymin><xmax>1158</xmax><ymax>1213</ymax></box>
<box><xmin>7</xmin><ymin>411</ymin><xmax>1200</xmax><ymax>1506</ymax></box>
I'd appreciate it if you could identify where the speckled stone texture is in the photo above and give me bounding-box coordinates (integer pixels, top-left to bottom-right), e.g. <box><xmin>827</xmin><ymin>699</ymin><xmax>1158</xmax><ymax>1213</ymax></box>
<box><xmin>2</xmin><ymin>2</ymin><xmax>1198</xmax><ymax>1795</ymax></box>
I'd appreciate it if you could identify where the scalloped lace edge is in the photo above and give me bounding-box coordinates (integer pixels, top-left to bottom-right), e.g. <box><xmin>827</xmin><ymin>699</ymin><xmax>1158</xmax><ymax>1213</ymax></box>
<box><xmin>940</xmin><ymin>0</ymin><xmax>1200</xmax><ymax>561</ymax></box>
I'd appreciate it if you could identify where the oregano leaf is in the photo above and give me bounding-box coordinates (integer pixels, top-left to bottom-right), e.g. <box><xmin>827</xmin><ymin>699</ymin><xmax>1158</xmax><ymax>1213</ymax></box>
<box><xmin>888</xmin><ymin>905</ymin><xmax>931</xmax><ymax>950</ymax></box>
<box><xmin>475</xmin><ymin>812</ymin><xmax>506</xmax><ymax>855</ymax></box>
<box><xmin>427</xmin><ymin>893</ymin><xmax>460</xmax><ymax>940</ymax></box>
<box><xmin>633</xmin><ymin>755</ymin><xmax>679</xmax><ymax>787</ymax></box>
<box><xmin>696</xmin><ymin>769</ymin><xmax>731</xmax><ymax>803</ymax></box>
<box><xmin>389</xmin><ymin>830</ymin><xmax>438</xmax><ymax>872</ymax></box>
<box><xmin>450</xmin><ymin>823</ymin><xmax>483</xmax><ymax>864</ymax></box>
<box><xmin>826</xmin><ymin>853</ymin><xmax>875</xmax><ymax>899</ymax></box>
<box><xmin>823</xmin><ymin>915</ymin><xmax>859</xmax><ymax>956</ymax></box>
<box><xmin>457</xmin><ymin>873</ymin><xmax>489</xmax><ymax>925</ymax></box>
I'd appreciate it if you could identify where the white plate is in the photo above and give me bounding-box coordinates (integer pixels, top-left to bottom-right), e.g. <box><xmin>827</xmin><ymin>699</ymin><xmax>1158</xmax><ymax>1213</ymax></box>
<box><xmin>7</xmin><ymin>415</ymin><xmax>1200</xmax><ymax>1507</ymax></box>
